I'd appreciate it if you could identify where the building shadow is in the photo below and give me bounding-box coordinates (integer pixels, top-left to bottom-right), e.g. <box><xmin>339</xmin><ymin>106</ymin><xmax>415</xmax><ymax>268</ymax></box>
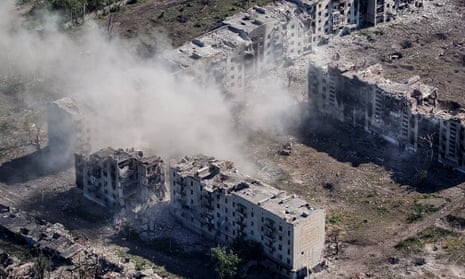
<box><xmin>297</xmin><ymin>115</ymin><xmax>465</xmax><ymax>193</ymax></box>
<box><xmin>19</xmin><ymin>186</ymin><xmax>113</xmax><ymax>232</ymax></box>
<box><xmin>108</xmin><ymin>231</ymin><xmax>216</xmax><ymax>279</ymax></box>
<box><xmin>0</xmin><ymin>147</ymin><xmax>73</xmax><ymax>185</ymax></box>
<box><xmin>20</xmin><ymin>185</ymin><xmax>216</xmax><ymax>278</ymax></box>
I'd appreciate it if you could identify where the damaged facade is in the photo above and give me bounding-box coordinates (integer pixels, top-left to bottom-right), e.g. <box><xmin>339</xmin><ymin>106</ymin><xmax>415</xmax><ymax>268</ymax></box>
<box><xmin>168</xmin><ymin>0</ymin><xmax>421</xmax><ymax>94</ymax></box>
<box><xmin>308</xmin><ymin>62</ymin><xmax>465</xmax><ymax>172</ymax></box>
<box><xmin>75</xmin><ymin>147</ymin><xmax>165</xmax><ymax>208</ymax></box>
<box><xmin>364</xmin><ymin>0</ymin><xmax>423</xmax><ymax>26</ymax></box>
<box><xmin>170</xmin><ymin>156</ymin><xmax>325</xmax><ymax>279</ymax></box>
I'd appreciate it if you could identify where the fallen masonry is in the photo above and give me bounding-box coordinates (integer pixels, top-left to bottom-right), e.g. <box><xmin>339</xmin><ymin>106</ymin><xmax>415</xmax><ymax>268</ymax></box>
<box><xmin>0</xmin><ymin>204</ymin><xmax>123</xmax><ymax>277</ymax></box>
<box><xmin>75</xmin><ymin>147</ymin><xmax>165</xmax><ymax>208</ymax></box>
<box><xmin>73</xmin><ymin>150</ymin><xmax>326</xmax><ymax>278</ymax></box>
<box><xmin>170</xmin><ymin>155</ymin><xmax>325</xmax><ymax>279</ymax></box>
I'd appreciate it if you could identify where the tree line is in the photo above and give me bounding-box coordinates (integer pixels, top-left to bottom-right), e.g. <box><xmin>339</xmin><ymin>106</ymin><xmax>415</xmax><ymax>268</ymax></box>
<box><xmin>46</xmin><ymin>0</ymin><xmax>123</xmax><ymax>22</ymax></box>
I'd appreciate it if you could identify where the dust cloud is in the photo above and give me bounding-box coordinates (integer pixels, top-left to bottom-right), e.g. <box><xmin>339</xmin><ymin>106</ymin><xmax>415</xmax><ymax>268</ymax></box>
<box><xmin>0</xmin><ymin>1</ymin><xmax>299</xmax><ymax>171</ymax></box>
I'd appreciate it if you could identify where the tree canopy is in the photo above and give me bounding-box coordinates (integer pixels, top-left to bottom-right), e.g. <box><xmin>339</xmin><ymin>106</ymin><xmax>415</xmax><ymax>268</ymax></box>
<box><xmin>210</xmin><ymin>246</ymin><xmax>241</xmax><ymax>279</ymax></box>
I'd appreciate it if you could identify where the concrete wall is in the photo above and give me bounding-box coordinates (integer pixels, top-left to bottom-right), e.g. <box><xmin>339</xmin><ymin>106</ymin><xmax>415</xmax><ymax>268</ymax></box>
<box><xmin>170</xmin><ymin>165</ymin><xmax>325</xmax><ymax>279</ymax></box>
<box><xmin>308</xmin><ymin>63</ymin><xmax>465</xmax><ymax>172</ymax></box>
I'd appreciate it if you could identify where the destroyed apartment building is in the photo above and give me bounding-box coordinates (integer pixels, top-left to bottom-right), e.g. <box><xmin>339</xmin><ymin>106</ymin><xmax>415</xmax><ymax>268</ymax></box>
<box><xmin>0</xmin><ymin>204</ymin><xmax>82</xmax><ymax>264</ymax></box>
<box><xmin>75</xmin><ymin>147</ymin><xmax>165</xmax><ymax>208</ymax></box>
<box><xmin>308</xmin><ymin>62</ymin><xmax>465</xmax><ymax>172</ymax></box>
<box><xmin>170</xmin><ymin>155</ymin><xmax>325</xmax><ymax>279</ymax></box>
<box><xmin>168</xmin><ymin>0</ymin><xmax>422</xmax><ymax>94</ymax></box>
<box><xmin>0</xmin><ymin>205</ymin><xmax>123</xmax><ymax>277</ymax></box>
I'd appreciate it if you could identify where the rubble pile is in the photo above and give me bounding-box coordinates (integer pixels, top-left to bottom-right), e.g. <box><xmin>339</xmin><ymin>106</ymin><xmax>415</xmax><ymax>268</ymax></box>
<box><xmin>0</xmin><ymin>204</ymin><xmax>124</xmax><ymax>278</ymax></box>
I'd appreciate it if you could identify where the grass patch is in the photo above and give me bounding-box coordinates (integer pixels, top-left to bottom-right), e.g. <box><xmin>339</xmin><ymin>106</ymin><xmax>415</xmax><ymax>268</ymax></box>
<box><xmin>148</xmin><ymin>0</ymin><xmax>275</xmax><ymax>46</ymax></box>
<box><xmin>406</xmin><ymin>202</ymin><xmax>440</xmax><ymax>223</ymax></box>
<box><xmin>116</xmin><ymin>249</ymin><xmax>150</xmax><ymax>271</ymax></box>
<box><xmin>357</xmin><ymin>29</ymin><xmax>371</xmax><ymax>37</ymax></box>
<box><xmin>443</xmin><ymin>236</ymin><xmax>465</xmax><ymax>264</ymax></box>
<box><xmin>146</xmin><ymin>237</ymin><xmax>184</xmax><ymax>256</ymax></box>
<box><xmin>116</xmin><ymin>249</ymin><xmax>180</xmax><ymax>277</ymax></box>
<box><xmin>325</xmin><ymin>207</ymin><xmax>369</xmax><ymax>239</ymax></box>
<box><xmin>395</xmin><ymin>226</ymin><xmax>457</xmax><ymax>252</ymax></box>
<box><xmin>327</xmin><ymin>211</ymin><xmax>343</xmax><ymax>224</ymax></box>
<box><xmin>357</xmin><ymin>191</ymin><xmax>404</xmax><ymax>216</ymax></box>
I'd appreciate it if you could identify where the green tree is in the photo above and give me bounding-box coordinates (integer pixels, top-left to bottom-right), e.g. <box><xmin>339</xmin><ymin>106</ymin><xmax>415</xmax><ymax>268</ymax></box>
<box><xmin>210</xmin><ymin>246</ymin><xmax>241</xmax><ymax>279</ymax></box>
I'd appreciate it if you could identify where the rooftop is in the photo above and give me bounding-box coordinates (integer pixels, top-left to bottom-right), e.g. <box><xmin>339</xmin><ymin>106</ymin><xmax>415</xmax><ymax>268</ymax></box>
<box><xmin>88</xmin><ymin>147</ymin><xmax>161</xmax><ymax>164</ymax></box>
<box><xmin>234</xmin><ymin>183</ymin><xmax>318</xmax><ymax>223</ymax></box>
<box><xmin>168</xmin><ymin>2</ymin><xmax>297</xmax><ymax>70</ymax></box>
<box><xmin>170</xmin><ymin>26</ymin><xmax>250</xmax><ymax>69</ymax></box>
<box><xmin>172</xmin><ymin>155</ymin><xmax>321</xmax><ymax>224</ymax></box>
<box><xmin>322</xmin><ymin>63</ymin><xmax>443</xmax><ymax>113</ymax></box>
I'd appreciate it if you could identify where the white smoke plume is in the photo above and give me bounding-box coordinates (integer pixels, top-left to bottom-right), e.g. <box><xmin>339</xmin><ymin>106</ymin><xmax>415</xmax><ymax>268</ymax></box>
<box><xmin>0</xmin><ymin>0</ymin><xmax>299</xmax><ymax>172</ymax></box>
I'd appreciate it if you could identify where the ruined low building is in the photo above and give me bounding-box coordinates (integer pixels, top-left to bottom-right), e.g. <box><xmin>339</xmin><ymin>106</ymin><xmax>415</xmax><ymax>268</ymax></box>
<box><xmin>0</xmin><ymin>205</ymin><xmax>123</xmax><ymax>277</ymax></box>
<box><xmin>75</xmin><ymin>147</ymin><xmax>165</xmax><ymax>208</ymax></box>
<box><xmin>0</xmin><ymin>205</ymin><xmax>82</xmax><ymax>263</ymax></box>
<box><xmin>170</xmin><ymin>155</ymin><xmax>325</xmax><ymax>279</ymax></box>
<box><xmin>308</xmin><ymin>62</ymin><xmax>465</xmax><ymax>172</ymax></box>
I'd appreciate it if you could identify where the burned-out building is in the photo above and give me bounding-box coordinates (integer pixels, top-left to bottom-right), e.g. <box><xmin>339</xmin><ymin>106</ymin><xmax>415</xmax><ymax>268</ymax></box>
<box><xmin>363</xmin><ymin>0</ymin><xmax>423</xmax><ymax>26</ymax></box>
<box><xmin>308</xmin><ymin>62</ymin><xmax>465</xmax><ymax>172</ymax></box>
<box><xmin>75</xmin><ymin>147</ymin><xmax>165</xmax><ymax>208</ymax></box>
<box><xmin>169</xmin><ymin>3</ymin><xmax>312</xmax><ymax>93</ymax></box>
<box><xmin>170</xmin><ymin>156</ymin><xmax>325</xmax><ymax>279</ymax></box>
<box><xmin>0</xmin><ymin>205</ymin><xmax>82</xmax><ymax>263</ymax></box>
<box><xmin>309</xmin><ymin>63</ymin><xmax>438</xmax><ymax>151</ymax></box>
<box><xmin>169</xmin><ymin>0</ymin><xmax>422</xmax><ymax>95</ymax></box>
<box><xmin>437</xmin><ymin>111</ymin><xmax>465</xmax><ymax>172</ymax></box>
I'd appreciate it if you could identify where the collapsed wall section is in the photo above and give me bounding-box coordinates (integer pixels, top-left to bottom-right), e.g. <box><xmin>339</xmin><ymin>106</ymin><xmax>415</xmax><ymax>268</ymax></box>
<box><xmin>75</xmin><ymin>147</ymin><xmax>165</xmax><ymax>208</ymax></box>
<box><xmin>308</xmin><ymin>61</ymin><xmax>465</xmax><ymax>172</ymax></box>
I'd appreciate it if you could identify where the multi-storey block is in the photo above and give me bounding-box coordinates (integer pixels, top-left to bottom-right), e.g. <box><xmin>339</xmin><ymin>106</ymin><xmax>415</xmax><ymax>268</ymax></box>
<box><xmin>438</xmin><ymin>116</ymin><xmax>465</xmax><ymax>173</ymax></box>
<box><xmin>308</xmin><ymin>63</ymin><xmax>437</xmax><ymax>152</ymax></box>
<box><xmin>170</xmin><ymin>155</ymin><xmax>325</xmax><ymax>279</ymax></box>
<box><xmin>75</xmin><ymin>147</ymin><xmax>165</xmax><ymax>208</ymax></box>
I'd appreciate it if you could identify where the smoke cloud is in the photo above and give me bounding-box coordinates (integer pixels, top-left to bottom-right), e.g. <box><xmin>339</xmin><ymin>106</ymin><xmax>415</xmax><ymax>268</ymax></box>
<box><xmin>0</xmin><ymin>1</ymin><xmax>299</xmax><ymax>172</ymax></box>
